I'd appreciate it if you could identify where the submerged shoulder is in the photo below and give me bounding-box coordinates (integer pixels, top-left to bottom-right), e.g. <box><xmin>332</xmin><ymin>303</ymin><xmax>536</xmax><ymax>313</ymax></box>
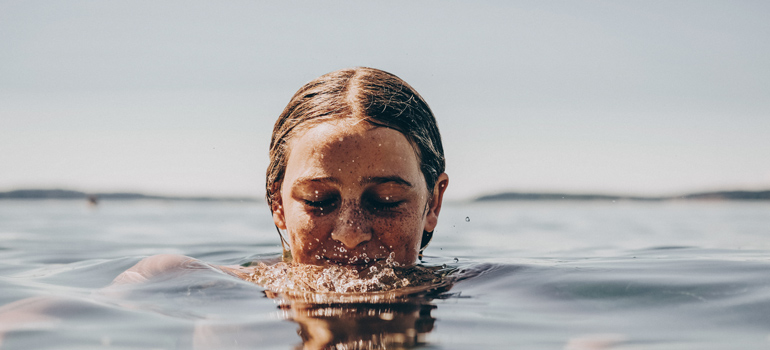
<box><xmin>111</xmin><ymin>254</ymin><xmax>199</xmax><ymax>285</ymax></box>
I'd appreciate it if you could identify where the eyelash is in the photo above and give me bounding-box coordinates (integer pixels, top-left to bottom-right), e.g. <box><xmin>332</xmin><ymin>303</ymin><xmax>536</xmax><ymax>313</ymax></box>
<box><xmin>303</xmin><ymin>197</ymin><xmax>337</xmax><ymax>209</ymax></box>
<box><xmin>365</xmin><ymin>197</ymin><xmax>403</xmax><ymax>211</ymax></box>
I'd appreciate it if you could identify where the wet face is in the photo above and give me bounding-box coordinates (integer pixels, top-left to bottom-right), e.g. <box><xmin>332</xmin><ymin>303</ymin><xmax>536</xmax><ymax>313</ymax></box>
<box><xmin>272</xmin><ymin>119</ymin><xmax>447</xmax><ymax>267</ymax></box>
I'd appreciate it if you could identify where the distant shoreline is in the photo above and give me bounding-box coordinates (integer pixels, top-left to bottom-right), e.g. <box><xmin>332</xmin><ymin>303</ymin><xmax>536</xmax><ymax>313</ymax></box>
<box><xmin>475</xmin><ymin>190</ymin><xmax>770</xmax><ymax>202</ymax></box>
<box><xmin>1</xmin><ymin>188</ymin><xmax>769</xmax><ymax>202</ymax></box>
<box><xmin>0</xmin><ymin>189</ymin><xmax>259</xmax><ymax>202</ymax></box>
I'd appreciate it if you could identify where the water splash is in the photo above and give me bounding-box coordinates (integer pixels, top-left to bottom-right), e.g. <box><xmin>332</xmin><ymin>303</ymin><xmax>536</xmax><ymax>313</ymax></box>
<box><xmin>243</xmin><ymin>259</ymin><xmax>455</xmax><ymax>302</ymax></box>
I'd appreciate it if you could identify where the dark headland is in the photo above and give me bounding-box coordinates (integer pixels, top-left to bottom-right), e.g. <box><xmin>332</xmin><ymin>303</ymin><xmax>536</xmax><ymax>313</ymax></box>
<box><xmin>475</xmin><ymin>190</ymin><xmax>770</xmax><ymax>202</ymax></box>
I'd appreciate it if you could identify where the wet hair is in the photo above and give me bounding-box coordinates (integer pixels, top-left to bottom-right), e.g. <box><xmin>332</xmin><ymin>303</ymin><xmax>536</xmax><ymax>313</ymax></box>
<box><xmin>266</xmin><ymin>67</ymin><xmax>445</xmax><ymax>209</ymax></box>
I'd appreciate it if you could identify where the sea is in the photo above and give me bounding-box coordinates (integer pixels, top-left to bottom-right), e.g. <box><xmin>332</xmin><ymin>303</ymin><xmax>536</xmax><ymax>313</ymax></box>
<box><xmin>1</xmin><ymin>199</ymin><xmax>769</xmax><ymax>349</ymax></box>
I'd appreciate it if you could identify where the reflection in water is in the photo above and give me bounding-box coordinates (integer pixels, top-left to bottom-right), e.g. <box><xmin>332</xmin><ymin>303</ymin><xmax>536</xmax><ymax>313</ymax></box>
<box><xmin>250</xmin><ymin>261</ymin><xmax>458</xmax><ymax>349</ymax></box>
<box><xmin>280</xmin><ymin>297</ymin><xmax>436</xmax><ymax>349</ymax></box>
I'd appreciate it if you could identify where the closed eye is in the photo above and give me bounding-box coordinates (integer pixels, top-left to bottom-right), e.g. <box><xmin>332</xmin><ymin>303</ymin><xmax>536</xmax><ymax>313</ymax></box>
<box><xmin>304</xmin><ymin>197</ymin><xmax>337</xmax><ymax>209</ymax></box>
<box><xmin>372</xmin><ymin>201</ymin><xmax>403</xmax><ymax>210</ymax></box>
<box><xmin>364</xmin><ymin>195</ymin><xmax>404</xmax><ymax>211</ymax></box>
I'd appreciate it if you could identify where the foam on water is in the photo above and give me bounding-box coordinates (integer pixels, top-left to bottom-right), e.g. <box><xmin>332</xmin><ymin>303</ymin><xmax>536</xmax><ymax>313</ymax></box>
<box><xmin>241</xmin><ymin>255</ymin><xmax>457</xmax><ymax>303</ymax></box>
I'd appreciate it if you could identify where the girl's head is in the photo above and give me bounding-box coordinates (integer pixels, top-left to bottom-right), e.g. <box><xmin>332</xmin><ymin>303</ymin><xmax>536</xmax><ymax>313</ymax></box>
<box><xmin>267</xmin><ymin>67</ymin><xmax>448</xmax><ymax>267</ymax></box>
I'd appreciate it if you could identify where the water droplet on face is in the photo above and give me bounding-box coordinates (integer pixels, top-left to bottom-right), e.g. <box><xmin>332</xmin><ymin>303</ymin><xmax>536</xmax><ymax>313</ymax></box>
<box><xmin>465</xmin><ymin>216</ymin><xmax>470</xmax><ymax>222</ymax></box>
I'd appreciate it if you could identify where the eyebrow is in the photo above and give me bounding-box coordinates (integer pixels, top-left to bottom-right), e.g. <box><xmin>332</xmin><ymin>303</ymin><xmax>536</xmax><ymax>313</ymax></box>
<box><xmin>292</xmin><ymin>176</ymin><xmax>341</xmax><ymax>187</ymax></box>
<box><xmin>292</xmin><ymin>175</ymin><xmax>413</xmax><ymax>188</ymax></box>
<box><xmin>360</xmin><ymin>176</ymin><xmax>413</xmax><ymax>187</ymax></box>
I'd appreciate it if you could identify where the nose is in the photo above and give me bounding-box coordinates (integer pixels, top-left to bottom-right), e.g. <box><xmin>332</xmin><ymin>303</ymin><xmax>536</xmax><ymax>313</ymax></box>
<box><xmin>330</xmin><ymin>202</ymin><xmax>372</xmax><ymax>249</ymax></box>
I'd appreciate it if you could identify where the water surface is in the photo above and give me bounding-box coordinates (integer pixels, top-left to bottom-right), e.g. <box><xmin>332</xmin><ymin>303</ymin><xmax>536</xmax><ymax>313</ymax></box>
<box><xmin>1</xmin><ymin>200</ymin><xmax>769</xmax><ymax>349</ymax></box>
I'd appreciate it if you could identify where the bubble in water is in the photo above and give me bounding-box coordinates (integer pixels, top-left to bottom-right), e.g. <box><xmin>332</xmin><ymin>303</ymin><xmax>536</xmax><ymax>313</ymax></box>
<box><xmin>465</xmin><ymin>216</ymin><xmax>470</xmax><ymax>222</ymax></box>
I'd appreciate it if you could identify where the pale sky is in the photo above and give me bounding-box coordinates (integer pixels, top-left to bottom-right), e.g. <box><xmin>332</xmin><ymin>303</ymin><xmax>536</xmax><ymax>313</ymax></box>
<box><xmin>1</xmin><ymin>1</ymin><xmax>769</xmax><ymax>200</ymax></box>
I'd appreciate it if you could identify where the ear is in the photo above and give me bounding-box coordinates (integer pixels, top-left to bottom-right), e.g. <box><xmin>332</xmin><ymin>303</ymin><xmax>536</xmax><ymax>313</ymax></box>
<box><xmin>271</xmin><ymin>191</ymin><xmax>287</xmax><ymax>230</ymax></box>
<box><xmin>423</xmin><ymin>173</ymin><xmax>449</xmax><ymax>233</ymax></box>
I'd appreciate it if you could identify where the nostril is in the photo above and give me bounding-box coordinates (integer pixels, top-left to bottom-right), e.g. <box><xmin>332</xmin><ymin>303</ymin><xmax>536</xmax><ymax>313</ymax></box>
<box><xmin>330</xmin><ymin>226</ymin><xmax>372</xmax><ymax>249</ymax></box>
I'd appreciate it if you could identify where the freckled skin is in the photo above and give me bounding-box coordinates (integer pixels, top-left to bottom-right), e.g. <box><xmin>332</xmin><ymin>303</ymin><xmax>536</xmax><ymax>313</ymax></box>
<box><xmin>272</xmin><ymin>119</ymin><xmax>448</xmax><ymax>267</ymax></box>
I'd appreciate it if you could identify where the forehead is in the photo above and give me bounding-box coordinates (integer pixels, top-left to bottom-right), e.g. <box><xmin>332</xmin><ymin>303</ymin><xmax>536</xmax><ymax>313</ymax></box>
<box><xmin>284</xmin><ymin>119</ymin><xmax>423</xmax><ymax>181</ymax></box>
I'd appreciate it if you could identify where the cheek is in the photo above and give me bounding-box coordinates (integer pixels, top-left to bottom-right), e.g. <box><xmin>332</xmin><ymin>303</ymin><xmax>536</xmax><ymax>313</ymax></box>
<box><xmin>373</xmin><ymin>207</ymin><xmax>424</xmax><ymax>250</ymax></box>
<box><xmin>284</xmin><ymin>205</ymin><xmax>331</xmax><ymax>251</ymax></box>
